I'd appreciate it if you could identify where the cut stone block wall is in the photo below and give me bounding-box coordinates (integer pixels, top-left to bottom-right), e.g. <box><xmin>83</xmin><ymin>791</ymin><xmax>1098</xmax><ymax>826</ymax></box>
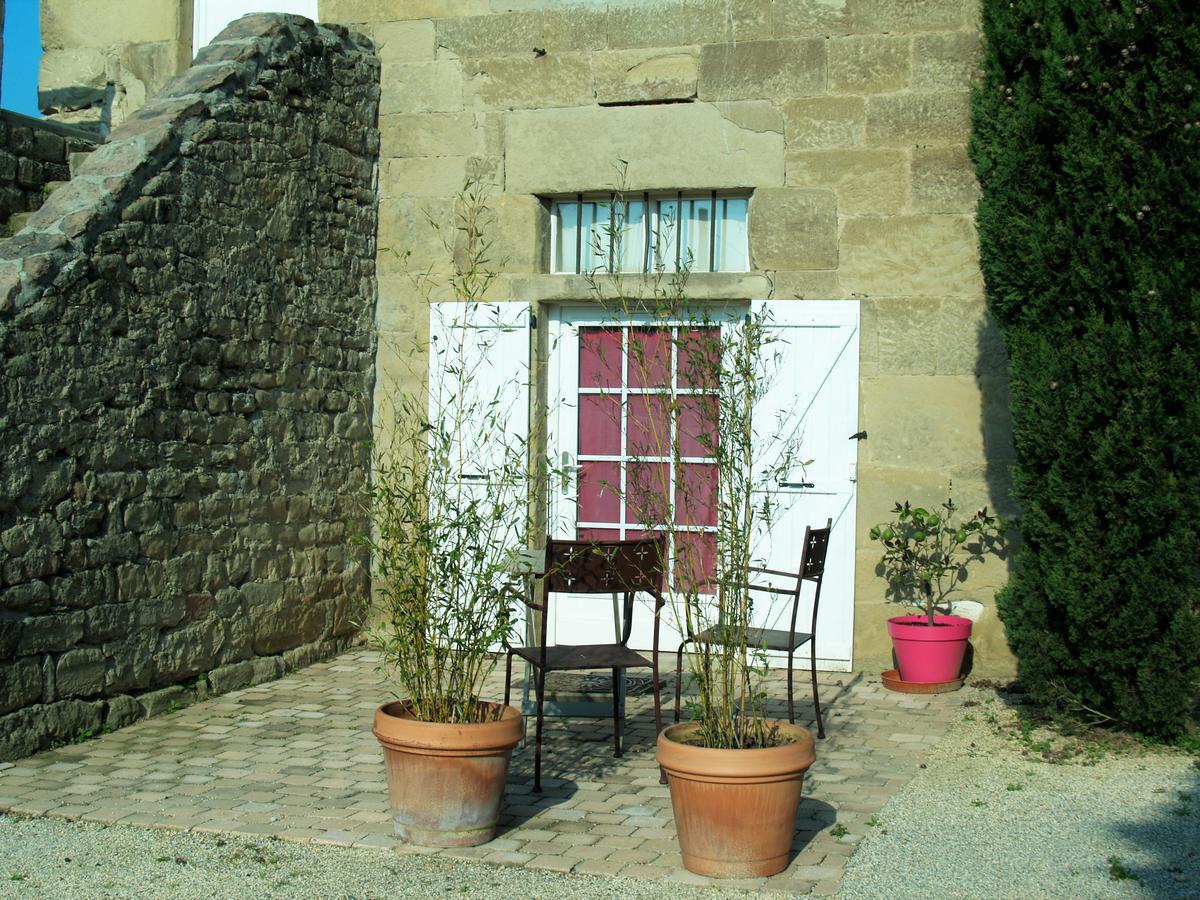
<box><xmin>0</xmin><ymin>111</ymin><xmax>97</xmax><ymax>230</ymax></box>
<box><xmin>330</xmin><ymin>0</ymin><xmax>1017</xmax><ymax>675</ymax></box>
<box><xmin>0</xmin><ymin>15</ymin><xmax>380</xmax><ymax>761</ymax></box>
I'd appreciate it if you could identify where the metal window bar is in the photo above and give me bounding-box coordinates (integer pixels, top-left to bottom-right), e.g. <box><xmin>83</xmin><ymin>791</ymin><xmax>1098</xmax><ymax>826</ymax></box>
<box><xmin>708</xmin><ymin>190</ymin><xmax>717</xmax><ymax>273</ymax></box>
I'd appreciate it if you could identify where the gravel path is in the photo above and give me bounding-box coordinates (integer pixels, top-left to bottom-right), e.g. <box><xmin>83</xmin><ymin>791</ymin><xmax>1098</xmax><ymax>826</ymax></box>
<box><xmin>840</xmin><ymin>691</ymin><xmax>1200</xmax><ymax>899</ymax></box>
<box><xmin>0</xmin><ymin>815</ymin><xmax>760</xmax><ymax>899</ymax></box>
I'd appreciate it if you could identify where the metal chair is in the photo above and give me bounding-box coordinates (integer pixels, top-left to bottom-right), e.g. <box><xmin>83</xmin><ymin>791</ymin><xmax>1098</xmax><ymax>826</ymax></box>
<box><xmin>505</xmin><ymin>536</ymin><xmax>666</xmax><ymax>792</ymax></box>
<box><xmin>672</xmin><ymin>519</ymin><xmax>832</xmax><ymax>738</ymax></box>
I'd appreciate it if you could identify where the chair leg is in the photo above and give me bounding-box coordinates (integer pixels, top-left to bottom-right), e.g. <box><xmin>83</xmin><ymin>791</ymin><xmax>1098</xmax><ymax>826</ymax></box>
<box><xmin>504</xmin><ymin>651</ymin><xmax>514</xmax><ymax>708</ymax></box>
<box><xmin>673</xmin><ymin>640</ymin><xmax>690</xmax><ymax>724</ymax></box>
<box><xmin>534</xmin><ymin>665</ymin><xmax>547</xmax><ymax>792</ymax></box>
<box><xmin>652</xmin><ymin>654</ymin><xmax>665</xmax><ymax>785</ymax></box>
<box><xmin>611</xmin><ymin>668</ymin><xmax>623</xmax><ymax>758</ymax></box>
<box><xmin>786</xmin><ymin>648</ymin><xmax>796</xmax><ymax>725</ymax></box>
<box><xmin>810</xmin><ymin>644</ymin><xmax>825</xmax><ymax>739</ymax></box>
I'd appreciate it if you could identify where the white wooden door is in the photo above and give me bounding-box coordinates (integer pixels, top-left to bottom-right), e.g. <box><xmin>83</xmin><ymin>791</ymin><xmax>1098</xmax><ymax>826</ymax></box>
<box><xmin>428</xmin><ymin>301</ymin><xmax>531</xmax><ymax>653</ymax></box>
<box><xmin>546</xmin><ymin>301</ymin><xmax>859</xmax><ymax>670</ymax></box>
<box><xmin>193</xmin><ymin>0</ymin><xmax>319</xmax><ymax>52</ymax></box>
<box><xmin>749</xmin><ymin>300</ymin><xmax>859</xmax><ymax>670</ymax></box>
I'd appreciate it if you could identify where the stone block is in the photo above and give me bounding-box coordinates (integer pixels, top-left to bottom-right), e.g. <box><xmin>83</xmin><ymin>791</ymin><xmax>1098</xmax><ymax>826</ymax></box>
<box><xmin>698</xmin><ymin>39</ymin><xmax>825</xmax><ymax>102</ymax></box>
<box><xmin>542</xmin><ymin>9</ymin><xmax>609</xmax><ymax>52</ymax></box>
<box><xmin>860</xmin><ymin>374</ymin><xmax>988</xmax><ymax>473</ymax></box>
<box><xmin>594</xmin><ymin>48</ymin><xmax>698</xmax><ymax>105</ymax></box>
<box><xmin>828</xmin><ymin>35</ymin><xmax>911</xmax><ymax>94</ymax></box>
<box><xmin>466</xmin><ymin>54</ymin><xmax>593</xmax><ymax>109</ymax></box>
<box><xmin>939</xmin><ymin>297</ymin><xmax>1009</xmax><ymax>378</ymax></box>
<box><xmin>104</xmin><ymin>694</ymin><xmax>143</xmax><ymax>730</ymax></box>
<box><xmin>0</xmin><ymin>657</ymin><xmax>43</xmax><ymax>715</ymax></box>
<box><xmin>367</xmin><ymin>20</ymin><xmax>436</xmax><ymax>62</ymax></box>
<box><xmin>208</xmin><ymin>659</ymin><xmax>255</xmax><ymax>695</ymax></box>
<box><xmin>320</xmin><ymin>0</ymin><xmax>489</xmax><ymax>22</ymax></box>
<box><xmin>55</xmin><ymin>646</ymin><xmax>107</xmax><ymax>698</ymax></box>
<box><xmin>785</xmin><ymin>149</ymin><xmax>906</xmax><ymax>216</ymax></box>
<box><xmin>840</xmin><ymin>215</ymin><xmax>983</xmax><ymax>298</ymax></box>
<box><xmin>783</xmin><ymin>96</ymin><xmax>865</xmax><ymax>150</ymax></box>
<box><xmin>912</xmin><ymin>31</ymin><xmax>982</xmax><ymax>91</ymax></box>
<box><xmin>102</xmin><ymin>630</ymin><xmax>156</xmax><ymax>693</ymax></box>
<box><xmin>18</xmin><ymin>611</ymin><xmax>85</xmax><ymax>654</ymax></box>
<box><xmin>747</xmin><ymin>188</ymin><xmax>837</xmax><ymax>271</ymax></box>
<box><xmin>505</xmin><ymin>103</ymin><xmax>784</xmax><ymax>194</ymax></box>
<box><xmin>910</xmin><ymin>146</ymin><xmax>980</xmax><ymax>214</ymax></box>
<box><xmin>250</xmin><ymin>655</ymin><xmax>283</xmax><ymax>685</ymax></box>
<box><xmin>41</xmin><ymin>0</ymin><xmax>180</xmax><ymax>49</ymax></box>
<box><xmin>864</xmin><ymin>92</ymin><xmax>972</xmax><ymax>147</ymax></box>
<box><xmin>380</xmin><ymin>112</ymin><xmax>483</xmax><ymax>159</ymax></box>
<box><xmin>605</xmin><ymin>0</ymin><xmax>771</xmax><ymax>50</ymax></box>
<box><xmin>137</xmin><ymin>683</ymin><xmax>191</xmax><ymax>717</ymax></box>
<box><xmin>864</xmin><ymin>297</ymin><xmax>942</xmax><ymax>378</ymax></box>
<box><xmin>380</xmin><ymin>61</ymin><xmax>463</xmax><ymax>115</ymax></box>
<box><xmin>436</xmin><ymin>11</ymin><xmax>543</xmax><ymax>58</ymax></box>
<box><xmin>843</xmin><ymin>0</ymin><xmax>971</xmax><ymax>33</ymax></box>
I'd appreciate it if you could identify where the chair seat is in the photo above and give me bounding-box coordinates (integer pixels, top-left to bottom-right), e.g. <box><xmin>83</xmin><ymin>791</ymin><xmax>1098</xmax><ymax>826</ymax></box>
<box><xmin>511</xmin><ymin>643</ymin><xmax>652</xmax><ymax>671</ymax></box>
<box><xmin>694</xmin><ymin>626</ymin><xmax>814</xmax><ymax>652</ymax></box>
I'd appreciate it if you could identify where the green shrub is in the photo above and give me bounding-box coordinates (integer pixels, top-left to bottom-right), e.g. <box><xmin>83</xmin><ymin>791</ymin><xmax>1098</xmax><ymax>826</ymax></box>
<box><xmin>971</xmin><ymin>0</ymin><xmax>1200</xmax><ymax>737</ymax></box>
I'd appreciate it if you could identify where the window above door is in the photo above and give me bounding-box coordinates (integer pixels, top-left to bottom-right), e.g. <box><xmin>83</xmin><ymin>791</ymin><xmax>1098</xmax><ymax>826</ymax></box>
<box><xmin>549</xmin><ymin>191</ymin><xmax>750</xmax><ymax>276</ymax></box>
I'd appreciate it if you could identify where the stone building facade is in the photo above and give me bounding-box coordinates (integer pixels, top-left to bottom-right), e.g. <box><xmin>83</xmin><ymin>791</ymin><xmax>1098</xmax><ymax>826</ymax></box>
<box><xmin>28</xmin><ymin>0</ymin><xmax>1016</xmax><ymax>682</ymax></box>
<box><xmin>0</xmin><ymin>16</ymin><xmax>379</xmax><ymax>759</ymax></box>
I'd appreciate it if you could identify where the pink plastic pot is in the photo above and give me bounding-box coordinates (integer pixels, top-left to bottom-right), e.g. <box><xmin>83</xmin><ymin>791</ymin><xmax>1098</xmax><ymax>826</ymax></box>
<box><xmin>886</xmin><ymin>614</ymin><xmax>972</xmax><ymax>684</ymax></box>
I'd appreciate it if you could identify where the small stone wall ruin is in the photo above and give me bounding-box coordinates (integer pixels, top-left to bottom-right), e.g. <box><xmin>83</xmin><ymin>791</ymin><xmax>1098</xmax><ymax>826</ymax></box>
<box><xmin>0</xmin><ymin>15</ymin><xmax>380</xmax><ymax>760</ymax></box>
<box><xmin>0</xmin><ymin>111</ymin><xmax>97</xmax><ymax>231</ymax></box>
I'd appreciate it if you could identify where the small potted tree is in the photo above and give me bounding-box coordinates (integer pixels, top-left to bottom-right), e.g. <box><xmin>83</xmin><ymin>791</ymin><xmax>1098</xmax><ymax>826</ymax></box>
<box><xmin>869</xmin><ymin>492</ymin><xmax>1005</xmax><ymax>689</ymax></box>
<box><xmin>584</xmin><ymin>203</ymin><xmax>817</xmax><ymax>877</ymax></box>
<box><xmin>361</xmin><ymin>185</ymin><xmax>530</xmax><ymax>847</ymax></box>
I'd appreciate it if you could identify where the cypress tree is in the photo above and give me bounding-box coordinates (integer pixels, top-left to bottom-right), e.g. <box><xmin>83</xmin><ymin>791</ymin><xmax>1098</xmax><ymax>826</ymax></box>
<box><xmin>971</xmin><ymin>0</ymin><xmax>1200</xmax><ymax>736</ymax></box>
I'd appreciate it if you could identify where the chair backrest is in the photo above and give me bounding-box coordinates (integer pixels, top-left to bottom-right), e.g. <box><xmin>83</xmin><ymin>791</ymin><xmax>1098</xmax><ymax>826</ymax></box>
<box><xmin>800</xmin><ymin>520</ymin><xmax>833</xmax><ymax>583</ymax></box>
<box><xmin>543</xmin><ymin>536</ymin><xmax>666</xmax><ymax>596</ymax></box>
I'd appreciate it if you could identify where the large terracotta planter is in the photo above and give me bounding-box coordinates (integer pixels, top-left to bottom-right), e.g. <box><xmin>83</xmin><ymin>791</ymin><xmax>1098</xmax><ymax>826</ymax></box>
<box><xmin>657</xmin><ymin>721</ymin><xmax>816</xmax><ymax>878</ymax></box>
<box><xmin>887</xmin><ymin>614</ymin><xmax>972</xmax><ymax>684</ymax></box>
<box><xmin>373</xmin><ymin>700</ymin><xmax>522</xmax><ymax>847</ymax></box>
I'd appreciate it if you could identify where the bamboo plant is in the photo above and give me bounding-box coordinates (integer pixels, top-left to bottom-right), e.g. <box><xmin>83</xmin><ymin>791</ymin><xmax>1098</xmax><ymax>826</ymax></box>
<box><xmin>360</xmin><ymin>183</ymin><xmax>535</xmax><ymax>724</ymax></box>
<box><xmin>582</xmin><ymin>191</ymin><xmax>807</xmax><ymax>749</ymax></box>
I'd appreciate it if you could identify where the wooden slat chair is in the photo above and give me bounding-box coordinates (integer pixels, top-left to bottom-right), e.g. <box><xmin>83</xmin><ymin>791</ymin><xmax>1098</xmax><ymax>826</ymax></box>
<box><xmin>505</xmin><ymin>536</ymin><xmax>667</xmax><ymax>793</ymax></box>
<box><xmin>672</xmin><ymin>519</ymin><xmax>833</xmax><ymax>738</ymax></box>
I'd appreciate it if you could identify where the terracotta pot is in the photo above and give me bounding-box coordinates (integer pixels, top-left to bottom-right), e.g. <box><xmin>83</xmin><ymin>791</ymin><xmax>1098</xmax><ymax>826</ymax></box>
<box><xmin>656</xmin><ymin>721</ymin><xmax>816</xmax><ymax>878</ymax></box>
<box><xmin>887</xmin><ymin>614</ymin><xmax>972</xmax><ymax>683</ymax></box>
<box><xmin>373</xmin><ymin>700</ymin><xmax>522</xmax><ymax>847</ymax></box>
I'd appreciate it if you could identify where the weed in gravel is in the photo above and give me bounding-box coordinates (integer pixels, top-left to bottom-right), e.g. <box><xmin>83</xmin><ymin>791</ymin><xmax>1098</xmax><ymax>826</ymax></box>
<box><xmin>866</xmin><ymin>815</ymin><xmax>881</xmax><ymax>827</ymax></box>
<box><xmin>1006</xmin><ymin>783</ymin><xmax>1023</xmax><ymax>791</ymax></box>
<box><xmin>1107</xmin><ymin>856</ymin><xmax>1138</xmax><ymax>882</ymax></box>
<box><xmin>830</xmin><ymin>824</ymin><xmax>848</xmax><ymax>838</ymax></box>
<box><xmin>10</xmin><ymin>874</ymin><xmax>25</xmax><ymax>882</ymax></box>
<box><xmin>971</xmin><ymin>799</ymin><xmax>986</xmax><ymax>807</ymax></box>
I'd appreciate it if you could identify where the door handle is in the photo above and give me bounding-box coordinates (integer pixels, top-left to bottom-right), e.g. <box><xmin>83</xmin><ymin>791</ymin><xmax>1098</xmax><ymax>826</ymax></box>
<box><xmin>561</xmin><ymin>450</ymin><xmax>580</xmax><ymax>497</ymax></box>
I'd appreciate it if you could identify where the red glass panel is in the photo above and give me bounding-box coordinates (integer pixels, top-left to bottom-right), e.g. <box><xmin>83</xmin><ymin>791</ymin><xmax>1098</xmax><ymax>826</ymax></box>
<box><xmin>677</xmin><ymin>327</ymin><xmax>720</xmax><ymax>389</ymax></box>
<box><xmin>676</xmin><ymin>394</ymin><xmax>719</xmax><ymax>458</ymax></box>
<box><xmin>578</xmin><ymin>394</ymin><xmax>621</xmax><ymax>456</ymax></box>
<box><xmin>676</xmin><ymin>463</ymin><xmax>718</xmax><ymax>526</ymax></box>
<box><xmin>627</xmin><ymin>327</ymin><xmax>670</xmax><ymax>388</ymax></box>
<box><xmin>578</xmin><ymin>527</ymin><xmax>621</xmax><ymax>541</ymax></box>
<box><xmin>579</xmin><ymin>326</ymin><xmax>621</xmax><ymax>389</ymax></box>
<box><xmin>578</xmin><ymin>461</ymin><xmax>621</xmax><ymax>524</ymax></box>
<box><xmin>675</xmin><ymin>531</ymin><xmax>717</xmax><ymax>593</ymax></box>
<box><xmin>626</xmin><ymin>394</ymin><xmax>671</xmax><ymax>457</ymax></box>
<box><xmin>626</xmin><ymin>461</ymin><xmax>670</xmax><ymax>527</ymax></box>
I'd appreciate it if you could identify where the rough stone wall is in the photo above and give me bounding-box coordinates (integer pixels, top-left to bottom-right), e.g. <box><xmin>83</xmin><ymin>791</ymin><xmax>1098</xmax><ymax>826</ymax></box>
<box><xmin>0</xmin><ymin>14</ymin><xmax>380</xmax><ymax>761</ymax></box>
<box><xmin>324</xmin><ymin>0</ymin><xmax>1016</xmax><ymax>674</ymax></box>
<box><xmin>0</xmin><ymin>111</ymin><xmax>97</xmax><ymax>230</ymax></box>
<box><xmin>39</xmin><ymin>0</ymin><xmax>193</xmax><ymax>135</ymax></box>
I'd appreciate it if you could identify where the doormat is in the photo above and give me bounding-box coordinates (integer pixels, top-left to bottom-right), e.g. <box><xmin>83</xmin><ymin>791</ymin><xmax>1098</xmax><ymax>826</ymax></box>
<box><xmin>542</xmin><ymin>671</ymin><xmax>674</xmax><ymax>696</ymax></box>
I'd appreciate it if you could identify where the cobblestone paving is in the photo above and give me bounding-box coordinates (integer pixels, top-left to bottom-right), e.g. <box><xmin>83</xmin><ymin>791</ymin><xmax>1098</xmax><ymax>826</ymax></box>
<box><xmin>0</xmin><ymin>648</ymin><xmax>962</xmax><ymax>895</ymax></box>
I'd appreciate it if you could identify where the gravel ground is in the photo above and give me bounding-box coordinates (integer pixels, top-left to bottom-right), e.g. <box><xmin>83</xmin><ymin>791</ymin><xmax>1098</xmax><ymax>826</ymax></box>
<box><xmin>0</xmin><ymin>815</ymin><xmax>761</xmax><ymax>899</ymax></box>
<box><xmin>840</xmin><ymin>690</ymin><xmax>1200</xmax><ymax>900</ymax></box>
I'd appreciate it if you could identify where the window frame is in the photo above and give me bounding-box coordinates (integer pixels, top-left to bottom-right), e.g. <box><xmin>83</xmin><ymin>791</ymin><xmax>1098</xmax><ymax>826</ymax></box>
<box><xmin>548</xmin><ymin>190</ymin><xmax>750</xmax><ymax>276</ymax></box>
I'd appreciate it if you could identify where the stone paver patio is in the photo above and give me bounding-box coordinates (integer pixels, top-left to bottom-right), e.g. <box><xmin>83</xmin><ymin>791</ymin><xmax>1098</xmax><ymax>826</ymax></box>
<box><xmin>0</xmin><ymin>648</ymin><xmax>962</xmax><ymax>894</ymax></box>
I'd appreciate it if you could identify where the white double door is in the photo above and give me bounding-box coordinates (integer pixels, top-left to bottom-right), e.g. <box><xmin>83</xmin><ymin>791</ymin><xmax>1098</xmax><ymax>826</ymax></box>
<box><xmin>544</xmin><ymin>301</ymin><xmax>860</xmax><ymax>671</ymax></box>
